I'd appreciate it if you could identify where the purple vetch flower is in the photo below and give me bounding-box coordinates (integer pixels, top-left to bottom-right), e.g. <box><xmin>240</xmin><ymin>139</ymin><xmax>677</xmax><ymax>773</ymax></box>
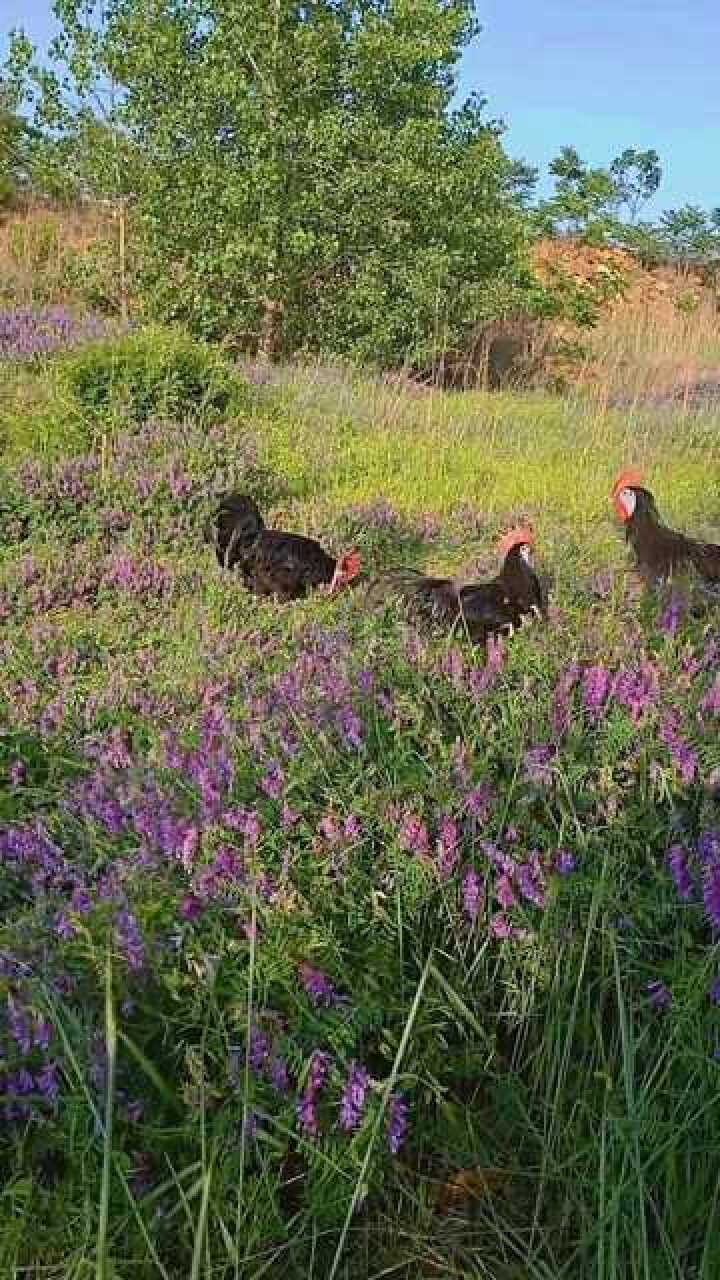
<box><xmin>7</xmin><ymin>760</ymin><xmax>26</xmax><ymax>786</ymax></box>
<box><xmin>338</xmin><ymin>1061</ymin><xmax>370</xmax><ymax>1131</ymax></box>
<box><xmin>337</xmin><ymin>706</ymin><xmax>364</xmax><ymax>750</ymax></box>
<box><xmin>703</xmin><ymin>862</ymin><xmax>720</xmax><ymax>932</ymax></box>
<box><xmin>523</xmin><ymin>745</ymin><xmax>556</xmax><ymax>788</ymax></box>
<box><xmin>296</xmin><ymin>1050</ymin><xmax>331</xmax><ymax>1138</ymax></box>
<box><xmin>659</xmin><ymin>713</ymin><xmax>697</xmax><ymax>785</ymax></box>
<box><xmin>700</xmin><ymin>675</ymin><xmax>720</xmax><ymax>717</ymax></box>
<box><xmin>268</xmin><ymin>1056</ymin><xmax>289</xmax><ymax>1094</ymax></box>
<box><xmin>463</xmin><ymin>783</ymin><xmax>493</xmax><ymax>822</ymax></box>
<box><xmin>582</xmin><ymin>664</ymin><xmax>610</xmax><ymax>721</ymax></box>
<box><xmin>36</xmin><ymin>1061</ymin><xmax>60</xmax><ymax>1104</ymax></box>
<box><xmin>398</xmin><ymin>813</ymin><xmax>430</xmax><ymax>857</ymax></box>
<box><xmin>646</xmin><ymin>980</ymin><xmax>672</xmax><ymax>1011</ymax></box>
<box><xmin>436</xmin><ymin>815</ymin><xmax>460</xmax><ymax>880</ymax></box>
<box><xmin>611</xmin><ymin>659</ymin><xmax>660</xmax><ymax>722</ymax></box>
<box><xmin>468</xmin><ymin>635</ymin><xmax>504</xmax><ymax>697</ymax></box>
<box><xmin>659</xmin><ymin>593</ymin><xmax>684</xmax><ymax>636</ymax></box>
<box><xmin>33</xmin><ymin>1017</ymin><xmax>52</xmax><ymax>1051</ymax></box>
<box><xmin>54</xmin><ymin>914</ymin><xmax>76</xmax><ymax>941</ymax></box>
<box><xmin>115</xmin><ymin>910</ymin><xmax>145</xmax><ymax>972</ymax></box>
<box><xmin>666</xmin><ymin>845</ymin><xmax>694</xmax><ymax>901</ymax></box>
<box><xmin>489</xmin><ymin>913</ymin><xmax>512</xmax><ymax>939</ymax></box>
<box><xmin>697</xmin><ymin>832</ymin><xmax>720</xmax><ymax>865</ymax></box>
<box><xmin>517</xmin><ymin>862</ymin><xmax>545</xmax><ymax>909</ymax></box>
<box><xmin>259</xmin><ymin>762</ymin><xmax>285</xmax><ymax>800</ymax></box>
<box><xmin>71</xmin><ymin>887</ymin><xmax>92</xmax><ymax>914</ymax></box>
<box><xmin>550</xmin><ymin>662</ymin><xmax>580</xmax><ymax>740</ymax></box>
<box><xmin>179</xmin><ymin>894</ymin><xmax>203</xmax><ymax>921</ymax></box>
<box><xmin>708</xmin><ymin>977</ymin><xmax>720</xmax><ymax>1006</ymax></box>
<box><xmin>248</xmin><ymin>1026</ymin><xmax>270</xmax><ymax>1073</ymax></box>
<box><xmin>495</xmin><ymin>873</ymin><xmax>516</xmax><ymax>910</ymax></box>
<box><xmin>299</xmin><ymin>963</ymin><xmax>340</xmax><ymax>1008</ymax></box>
<box><xmin>554</xmin><ymin>849</ymin><xmax>576</xmax><ymax>875</ymax></box>
<box><xmin>8</xmin><ymin>1002</ymin><xmax>32</xmax><ymax>1055</ymax></box>
<box><xmin>223</xmin><ymin>807</ymin><xmax>260</xmax><ymax>848</ymax></box>
<box><xmin>386</xmin><ymin>1093</ymin><xmax>408</xmax><ymax>1154</ymax></box>
<box><xmin>462</xmin><ymin>868</ymin><xmax>482</xmax><ymax>922</ymax></box>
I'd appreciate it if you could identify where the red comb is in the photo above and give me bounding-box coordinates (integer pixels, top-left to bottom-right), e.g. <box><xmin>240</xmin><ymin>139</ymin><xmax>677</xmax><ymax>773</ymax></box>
<box><xmin>496</xmin><ymin>524</ymin><xmax>535</xmax><ymax>558</ymax></box>
<box><xmin>611</xmin><ymin>467</ymin><xmax>643</xmax><ymax>498</ymax></box>
<box><xmin>611</xmin><ymin>468</ymin><xmax>643</xmax><ymax>520</ymax></box>
<box><xmin>340</xmin><ymin>550</ymin><xmax>361</xmax><ymax>582</ymax></box>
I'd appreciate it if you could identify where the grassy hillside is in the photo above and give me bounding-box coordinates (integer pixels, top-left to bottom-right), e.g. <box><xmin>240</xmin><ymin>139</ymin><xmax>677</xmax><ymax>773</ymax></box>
<box><xmin>1</xmin><ymin>324</ymin><xmax>720</xmax><ymax>1278</ymax></box>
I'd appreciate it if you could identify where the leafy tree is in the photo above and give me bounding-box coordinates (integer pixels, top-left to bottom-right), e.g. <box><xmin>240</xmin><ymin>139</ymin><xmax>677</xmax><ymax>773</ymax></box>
<box><xmin>8</xmin><ymin>1</ymin><xmax>539</xmax><ymax>369</ymax></box>
<box><xmin>538</xmin><ymin>144</ymin><xmax>662</xmax><ymax>245</ymax></box>
<box><xmin>609</xmin><ymin>147</ymin><xmax>661</xmax><ymax>223</ymax></box>
<box><xmin>0</xmin><ymin>78</ymin><xmax>33</xmax><ymax>208</ymax></box>
<box><xmin>538</xmin><ymin>146</ymin><xmax>619</xmax><ymax>244</ymax></box>
<box><xmin>657</xmin><ymin>205</ymin><xmax>720</xmax><ymax>267</ymax></box>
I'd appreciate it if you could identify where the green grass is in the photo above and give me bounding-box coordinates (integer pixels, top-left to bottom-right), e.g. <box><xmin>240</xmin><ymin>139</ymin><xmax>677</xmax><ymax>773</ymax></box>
<box><xmin>0</xmin><ymin>342</ymin><xmax>720</xmax><ymax>1278</ymax></box>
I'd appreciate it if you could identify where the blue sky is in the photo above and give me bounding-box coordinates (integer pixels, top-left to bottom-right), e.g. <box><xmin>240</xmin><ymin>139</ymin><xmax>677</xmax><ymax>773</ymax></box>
<box><xmin>3</xmin><ymin>0</ymin><xmax>718</xmax><ymax>214</ymax></box>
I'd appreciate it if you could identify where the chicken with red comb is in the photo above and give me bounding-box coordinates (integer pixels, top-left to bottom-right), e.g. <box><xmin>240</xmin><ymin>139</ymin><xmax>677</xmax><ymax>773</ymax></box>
<box><xmin>205</xmin><ymin>492</ymin><xmax>361</xmax><ymax>600</ymax></box>
<box><xmin>611</xmin><ymin>470</ymin><xmax>720</xmax><ymax>589</ymax></box>
<box><xmin>369</xmin><ymin>523</ymin><xmax>546</xmax><ymax>647</ymax></box>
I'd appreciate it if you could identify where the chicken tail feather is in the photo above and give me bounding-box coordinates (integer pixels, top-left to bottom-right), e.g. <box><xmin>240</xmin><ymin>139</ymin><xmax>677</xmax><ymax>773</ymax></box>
<box><xmin>367</xmin><ymin>568</ymin><xmax>461</xmax><ymax>622</ymax></box>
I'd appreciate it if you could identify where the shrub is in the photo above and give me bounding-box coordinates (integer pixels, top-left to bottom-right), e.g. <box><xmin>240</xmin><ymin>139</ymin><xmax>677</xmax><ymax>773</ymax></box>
<box><xmin>55</xmin><ymin>326</ymin><xmax>249</xmax><ymax>426</ymax></box>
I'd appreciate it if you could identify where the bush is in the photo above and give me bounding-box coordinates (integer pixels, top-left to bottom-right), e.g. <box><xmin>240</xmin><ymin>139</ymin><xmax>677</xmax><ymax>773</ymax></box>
<box><xmin>56</xmin><ymin>326</ymin><xmax>249</xmax><ymax>426</ymax></box>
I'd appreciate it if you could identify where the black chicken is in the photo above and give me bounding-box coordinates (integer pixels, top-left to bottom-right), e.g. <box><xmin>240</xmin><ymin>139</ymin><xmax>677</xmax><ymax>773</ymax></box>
<box><xmin>204</xmin><ymin>492</ymin><xmax>361</xmax><ymax>600</ymax></box>
<box><xmin>371</xmin><ymin>525</ymin><xmax>546</xmax><ymax>645</ymax></box>
<box><xmin>611</xmin><ymin>468</ymin><xmax>720</xmax><ymax>588</ymax></box>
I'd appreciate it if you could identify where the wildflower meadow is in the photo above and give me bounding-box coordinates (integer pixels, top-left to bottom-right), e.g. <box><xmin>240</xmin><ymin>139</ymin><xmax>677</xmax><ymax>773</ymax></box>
<box><xmin>1</xmin><ymin>313</ymin><xmax>720</xmax><ymax>1277</ymax></box>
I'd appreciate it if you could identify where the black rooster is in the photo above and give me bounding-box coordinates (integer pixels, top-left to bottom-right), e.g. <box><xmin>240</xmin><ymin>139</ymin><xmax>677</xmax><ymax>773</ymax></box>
<box><xmin>371</xmin><ymin>525</ymin><xmax>546</xmax><ymax>646</ymax></box>
<box><xmin>611</xmin><ymin>468</ymin><xmax>720</xmax><ymax>589</ymax></box>
<box><xmin>204</xmin><ymin>493</ymin><xmax>361</xmax><ymax>600</ymax></box>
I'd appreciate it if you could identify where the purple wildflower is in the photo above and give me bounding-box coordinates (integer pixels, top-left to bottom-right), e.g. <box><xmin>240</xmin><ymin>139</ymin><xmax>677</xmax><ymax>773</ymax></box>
<box><xmin>699</xmin><ymin>675</ymin><xmax>720</xmax><ymax>719</ymax></box>
<box><xmin>248</xmin><ymin>1026</ymin><xmax>270</xmax><ymax>1073</ymax></box>
<box><xmin>703</xmin><ymin>862</ymin><xmax>720</xmax><ymax>932</ymax></box>
<box><xmin>339</xmin><ymin>1061</ymin><xmax>370</xmax><ymax>1131</ymax></box>
<box><xmin>436</xmin><ymin>816</ymin><xmax>459</xmax><ymax>880</ymax></box>
<box><xmin>708</xmin><ymin>977</ymin><xmax>720</xmax><ymax>1006</ymax></box>
<box><xmin>36</xmin><ymin>1061</ymin><xmax>60</xmax><ymax>1104</ymax></box>
<box><xmin>554</xmin><ymin>849</ymin><xmax>576</xmax><ymax>875</ymax></box>
<box><xmin>517</xmin><ymin>862</ymin><xmax>546</xmax><ymax>909</ymax></box>
<box><xmin>495</xmin><ymin>873</ymin><xmax>516</xmax><ymax>910</ymax></box>
<box><xmin>54</xmin><ymin>914</ymin><xmax>76</xmax><ymax>941</ymax></box>
<box><xmin>179</xmin><ymin>894</ymin><xmax>203</xmax><ymax>921</ymax></box>
<box><xmin>268</xmin><ymin>1056</ymin><xmax>289</xmax><ymax>1094</ymax></box>
<box><xmin>7</xmin><ymin>760</ymin><xmax>26</xmax><ymax>786</ymax></box>
<box><xmin>524</xmin><ymin>745</ymin><xmax>555</xmax><ymax>787</ymax></box>
<box><xmin>259</xmin><ymin>762</ymin><xmax>284</xmax><ymax>800</ymax></box>
<box><xmin>659</xmin><ymin>593</ymin><xmax>684</xmax><ymax>636</ymax></box>
<box><xmin>33</xmin><ymin>1018</ymin><xmax>52</xmax><ymax>1051</ymax></box>
<box><xmin>461</xmin><ymin>868</ymin><xmax>482</xmax><ymax>922</ymax></box>
<box><xmin>463</xmin><ymin>783</ymin><xmax>493</xmax><ymax>822</ymax></box>
<box><xmin>296</xmin><ymin>1050</ymin><xmax>331</xmax><ymax>1138</ymax></box>
<box><xmin>489</xmin><ymin>913</ymin><xmax>512</xmax><ymax>939</ymax></box>
<box><xmin>299</xmin><ymin>963</ymin><xmax>340</xmax><ymax>1008</ymax></box>
<box><xmin>666</xmin><ymin>845</ymin><xmax>694</xmax><ymax>901</ymax></box>
<box><xmin>659</xmin><ymin>713</ymin><xmax>698</xmax><ymax>785</ymax></box>
<box><xmin>582</xmin><ymin>665</ymin><xmax>609</xmax><ymax>721</ymax></box>
<box><xmin>115</xmin><ymin>910</ymin><xmax>145</xmax><ymax>971</ymax></box>
<box><xmin>386</xmin><ymin>1093</ymin><xmax>408</xmax><ymax>1154</ymax></box>
<box><xmin>398</xmin><ymin>813</ymin><xmax>430</xmax><ymax>857</ymax></box>
<box><xmin>550</xmin><ymin>663</ymin><xmax>580</xmax><ymax>739</ymax></box>
<box><xmin>8</xmin><ymin>1003</ymin><xmax>32</xmax><ymax>1055</ymax></box>
<box><xmin>646</xmin><ymin>980</ymin><xmax>672</xmax><ymax>1011</ymax></box>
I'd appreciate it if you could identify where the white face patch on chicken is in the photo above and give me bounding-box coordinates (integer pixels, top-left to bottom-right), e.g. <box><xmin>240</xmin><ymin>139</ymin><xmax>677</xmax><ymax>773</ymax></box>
<box><xmin>618</xmin><ymin>487</ymin><xmax>637</xmax><ymax>518</ymax></box>
<box><xmin>519</xmin><ymin>544</ymin><xmax>533</xmax><ymax>564</ymax></box>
